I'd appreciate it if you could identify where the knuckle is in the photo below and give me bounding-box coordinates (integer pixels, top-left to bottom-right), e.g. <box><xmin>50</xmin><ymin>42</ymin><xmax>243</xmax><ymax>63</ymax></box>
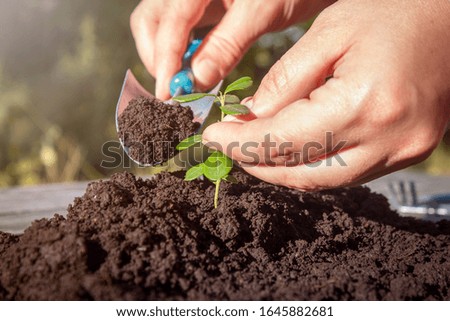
<box><xmin>259</xmin><ymin>60</ymin><xmax>289</xmax><ymax>96</ymax></box>
<box><xmin>262</xmin><ymin>130</ymin><xmax>286</xmax><ymax>159</ymax></box>
<box><xmin>271</xmin><ymin>127</ymin><xmax>290</xmax><ymax>149</ymax></box>
<box><xmin>402</xmin><ymin>129</ymin><xmax>440</xmax><ymax>163</ymax></box>
<box><xmin>312</xmin><ymin>6</ymin><xmax>336</xmax><ymax>30</ymax></box>
<box><xmin>367</xmin><ymin>85</ymin><xmax>413</xmax><ymax>129</ymax></box>
<box><xmin>204</xmin><ymin>32</ymin><xmax>244</xmax><ymax>73</ymax></box>
<box><xmin>182</xmin><ymin>0</ymin><xmax>210</xmax><ymax>16</ymax></box>
<box><xmin>362</xmin><ymin>82</ymin><xmax>440</xmax><ymax>165</ymax></box>
<box><xmin>308</xmin><ymin>5</ymin><xmax>347</xmax><ymax>42</ymax></box>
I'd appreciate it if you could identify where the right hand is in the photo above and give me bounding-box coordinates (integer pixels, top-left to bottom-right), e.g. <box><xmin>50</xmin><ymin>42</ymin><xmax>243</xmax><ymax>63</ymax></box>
<box><xmin>130</xmin><ymin>0</ymin><xmax>335</xmax><ymax>99</ymax></box>
<box><xmin>202</xmin><ymin>0</ymin><xmax>450</xmax><ymax>191</ymax></box>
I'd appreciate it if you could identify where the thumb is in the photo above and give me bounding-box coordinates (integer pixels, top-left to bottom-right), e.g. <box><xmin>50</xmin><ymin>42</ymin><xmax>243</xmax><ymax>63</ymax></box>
<box><xmin>191</xmin><ymin>3</ymin><xmax>271</xmax><ymax>90</ymax></box>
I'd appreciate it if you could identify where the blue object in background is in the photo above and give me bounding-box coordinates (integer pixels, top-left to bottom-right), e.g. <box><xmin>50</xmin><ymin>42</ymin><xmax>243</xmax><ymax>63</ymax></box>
<box><xmin>170</xmin><ymin>39</ymin><xmax>202</xmax><ymax>96</ymax></box>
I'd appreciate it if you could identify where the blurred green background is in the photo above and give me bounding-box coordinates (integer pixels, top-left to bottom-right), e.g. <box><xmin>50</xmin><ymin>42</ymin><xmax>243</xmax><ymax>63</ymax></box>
<box><xmin>0</xmin><ymin>0</ymin><xmax>448</xmax><ymax>187</ymax></box>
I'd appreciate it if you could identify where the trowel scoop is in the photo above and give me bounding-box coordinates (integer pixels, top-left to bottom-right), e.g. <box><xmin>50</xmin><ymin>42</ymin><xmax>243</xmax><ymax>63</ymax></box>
<box><xmin>115</xmin><ymin>40</ymin><xmax>222</xmax><ymax>166</ymax></box>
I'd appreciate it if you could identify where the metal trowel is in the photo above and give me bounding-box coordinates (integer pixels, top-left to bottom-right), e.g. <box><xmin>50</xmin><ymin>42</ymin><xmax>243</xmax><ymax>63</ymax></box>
<box><xmin>115</xmin><ymin>40</ymin><xmax>222</xmax><ymax>167</ymax></box>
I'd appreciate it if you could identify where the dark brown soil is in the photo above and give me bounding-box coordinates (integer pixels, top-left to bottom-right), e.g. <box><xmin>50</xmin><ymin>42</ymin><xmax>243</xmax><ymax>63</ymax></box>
<box><xmin>117</xmin><ymin>96</ymin><xmax>199</xmax><ymax>165</ymax></box>
<box><xmin>1</xmin><ymin>171</ymin><xmax>449</xmax><ymax>300</ymax></box>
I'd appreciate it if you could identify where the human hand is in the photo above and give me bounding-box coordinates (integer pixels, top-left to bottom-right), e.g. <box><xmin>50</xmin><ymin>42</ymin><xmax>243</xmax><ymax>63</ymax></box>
<box><xmin>130</xmin><ymin>0</ymin><xmax>334</xmax><ymax>99</ymax></box>
<box><xmin>203</xmin><ymin>0</ymin><xmax>450</xmax><ymax>191</ymax></box>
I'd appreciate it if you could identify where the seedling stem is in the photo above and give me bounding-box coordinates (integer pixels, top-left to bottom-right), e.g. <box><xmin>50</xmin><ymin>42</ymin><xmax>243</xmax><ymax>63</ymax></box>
<box><xmin>173</xmin><ymin>76</ymin><xmax>253</xmax><ymax>208</ymax></box>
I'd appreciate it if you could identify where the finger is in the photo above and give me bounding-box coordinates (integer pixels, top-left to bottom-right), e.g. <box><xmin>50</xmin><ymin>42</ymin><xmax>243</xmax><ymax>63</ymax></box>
<box><xmin>240</xmin><ymin>146</ymin><xmax>383</xmax><ymax>191</ymax></box>
<box><xmin>130</xmin><ymin>1</ymin><xmax>160</xmax><ymax>76</ymax></box>
<box><xmin>154</xmin><ymin>0</ymin><xmax>210</xmax><ymax>99</ymax></box>
<box><xmin>195</xmin><ymin>0</ymin><xmax>227</xmax><ymax>28</ymax></box>
<box><xmin>203</xmin><ymin>80</ymin><xmax>358</xmax><ymax>165</ymax></box>
<box><xmin>249</xmin><ymin>11</ymin><xmax>349</xmax><ymax>118</ymax></box>
<box><xmin>191</xmin><ymin>1</ymin><xmax>280</xmax><ymax>90</ymax></box>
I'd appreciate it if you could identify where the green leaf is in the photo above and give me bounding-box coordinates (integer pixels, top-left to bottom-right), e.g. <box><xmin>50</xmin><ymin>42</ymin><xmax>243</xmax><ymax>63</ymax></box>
<box><xmin>202</xmin><ymin>151</ymin><xmax>233</xmax><ymax>181</ymax></box>
<box><xmin>220</xmin><ymin>104</ymin><xmax>250</xmax><ymax>115</ymax></box>
<box><xmin>214</xmin><ymin>94</ymin><xmax>240</xmax><ymax>104</ymax></box>
<box><xmin>223</xmin><ymin>175</ymin><xmax>238</xmax><ymax>184</ymax></box>
<box><xmin>176</xmin><ymin>134</ymin><xmax>202</xmax><ymax>150</ymax></box>
<box><xmin>224</xmin><ymin>76</ymin><xmax>253</xmax><ymax>94</ymax></box>
<box><xmin>185</xmin><ymin>164</ymin><xmax>204</xmax><ymax>181</ymax></box>
<box><xmin>206</xmin><ymin>150</ymin><xmax>229</xmax><ymax>161</ymax></box>
<box><xmin>172</xmin><ymin>93</ymin><xmax>214</xmax><ymax>103</ymax></box>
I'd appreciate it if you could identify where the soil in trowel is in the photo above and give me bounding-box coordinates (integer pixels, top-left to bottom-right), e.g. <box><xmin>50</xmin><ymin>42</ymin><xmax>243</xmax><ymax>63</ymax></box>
<box><xmin>118</xmin><ymin>96</ymin><xmax>199</xmax><ymax>165</ymax></box>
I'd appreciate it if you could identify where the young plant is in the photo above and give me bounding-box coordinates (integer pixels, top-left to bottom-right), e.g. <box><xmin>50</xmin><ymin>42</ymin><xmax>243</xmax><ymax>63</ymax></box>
<box><xmin>173</xmin><ymin>76</ymin><xmax>253</xmax><ymax>208</ymax></box>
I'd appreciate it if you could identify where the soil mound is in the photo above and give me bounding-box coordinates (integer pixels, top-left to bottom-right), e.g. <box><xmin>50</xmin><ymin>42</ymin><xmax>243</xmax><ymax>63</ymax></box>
<box><xmin>1</xmin><ymin>171</ymin><xmax>449</xmax><ymax>300</ymax></box>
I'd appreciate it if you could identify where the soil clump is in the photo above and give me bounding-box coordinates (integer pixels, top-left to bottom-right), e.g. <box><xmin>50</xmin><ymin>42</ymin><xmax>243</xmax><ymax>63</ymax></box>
<box><xmin>1</xmin><ymin>171</ymin><xmax>449</xmax><ymax>300</ymax></box>
<box><xmin>117</xmin><ymin>96</ymin><xmax>199</xmax><ymax>165</ymax></box>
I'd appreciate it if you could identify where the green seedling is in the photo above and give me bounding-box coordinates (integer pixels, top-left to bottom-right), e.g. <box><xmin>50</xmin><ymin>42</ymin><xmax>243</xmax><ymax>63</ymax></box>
<box><xmin>173</xmin><ymin>76</ymin><xmax>253</xmax><ymax>208</ymax></box>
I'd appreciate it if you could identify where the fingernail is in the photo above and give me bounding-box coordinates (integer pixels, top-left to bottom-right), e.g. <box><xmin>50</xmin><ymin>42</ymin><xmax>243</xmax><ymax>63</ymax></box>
<box><xmin>241</xmin><ymin>97</ymin><xmax>254</xmax><ymax>108</ymax></box>
<box><xmin>222</xmin><ymin>115</ymin><xmax>237</xmax><ymax>122</ymax></box>
<box><xmin>193</xmin><ymin>59</ymin><xmax>220</xmax><ymax>90</ymax></box>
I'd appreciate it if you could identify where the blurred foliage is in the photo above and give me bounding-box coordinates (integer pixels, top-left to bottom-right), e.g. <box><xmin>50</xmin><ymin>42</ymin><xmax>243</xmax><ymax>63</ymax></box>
<box><xmin>0</xmin><ymin>0</ymin><xmax>145</xmax><ymax>186</ymax></box>
<box><xmin>412</xmin><ymin>132</ymin><xmax>450</xmax><ymax>175</ymax></box>
<box><xmin>0</xmin><ymin>1</ymin><xmax>448</xmax><ymax>187</ymax></box>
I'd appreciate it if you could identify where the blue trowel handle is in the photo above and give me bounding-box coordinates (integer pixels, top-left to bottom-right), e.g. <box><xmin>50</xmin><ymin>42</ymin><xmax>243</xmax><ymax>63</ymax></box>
<box><xmin>169</xmin><ymin>39</ymin><xmax>202</xmax><ymax>96</ymax></box>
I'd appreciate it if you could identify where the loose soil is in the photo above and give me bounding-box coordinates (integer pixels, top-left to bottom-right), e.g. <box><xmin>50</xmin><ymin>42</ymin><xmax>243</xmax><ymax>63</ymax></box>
<box><xmin>1</xmin><ymin>171</ymin><xmax>449</xmax><ymax>300</ymax></box>
<box><xmin>117</xmin><ymin>96</ymin><xmax>199</xmax><ymax>165</ymax></box>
